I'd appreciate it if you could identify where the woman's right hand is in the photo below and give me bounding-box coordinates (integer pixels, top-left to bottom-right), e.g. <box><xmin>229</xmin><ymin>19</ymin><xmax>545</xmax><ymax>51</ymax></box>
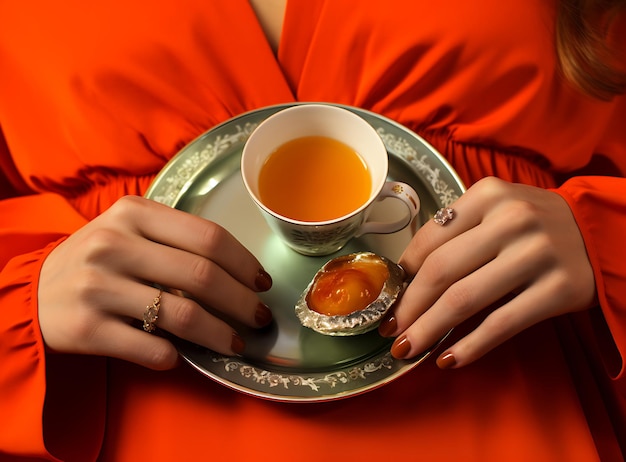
<box><xmin>38</xmin><ymin>195</ymin><xmax>273</xmax><ymax>370</ymax></box>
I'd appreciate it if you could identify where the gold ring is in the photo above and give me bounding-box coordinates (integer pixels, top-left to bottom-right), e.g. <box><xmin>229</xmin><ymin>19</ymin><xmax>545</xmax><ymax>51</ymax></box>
<box><xmin>142</xmin><ymin>289</ymin><xmax>162</xmax><ymax>333</ymax></box>
<box><xmin>433</xmin><ymin>207</ymin><xmax>455</xmax><ymax>226</ymax></box>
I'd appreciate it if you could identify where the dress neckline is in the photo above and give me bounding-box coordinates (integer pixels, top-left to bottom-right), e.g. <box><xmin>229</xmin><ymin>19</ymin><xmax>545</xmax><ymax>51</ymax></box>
<box><xmin>248</xmin><ymin>0</ymin><xmax>287</xmax><ymax>57</ymax></box>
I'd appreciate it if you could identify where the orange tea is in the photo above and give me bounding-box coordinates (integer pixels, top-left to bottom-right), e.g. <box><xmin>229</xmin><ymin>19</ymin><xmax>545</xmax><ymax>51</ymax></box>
<box><xmin>258</xmin><ymin>136</ymin><xmax>372</xmax><ymax>222</ymax></box>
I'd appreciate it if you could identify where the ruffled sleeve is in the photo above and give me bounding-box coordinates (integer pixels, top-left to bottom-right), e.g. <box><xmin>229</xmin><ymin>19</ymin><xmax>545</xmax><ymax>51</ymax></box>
<box><xmin>0</xmin><ymin>192</ymin><xmax>106</xmax><ymax>461</ymax></box>
<box><xmin>556</xmin><ymin>176</ymin><xmax>626</xmax><ymax>382</ymax></box>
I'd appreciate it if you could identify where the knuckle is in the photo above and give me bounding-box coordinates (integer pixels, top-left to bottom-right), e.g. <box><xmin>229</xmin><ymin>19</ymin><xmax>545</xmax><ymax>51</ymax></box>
<box><xmin>480</xmin><ymin>309</ymin><xmax>514</xmax><ymax>339</ymax></box>
<box><xmin>106</xmin><ymin>196</ymin><xmax>162</xmax><ymax>233</ymax></box>
<box><xmin>499</xmin><ymin>200</ymin><xmax>541</xmax><ymax>233</ymax></box>
<box><xmin>420</xmin><ymin>250</ymin><xmax>453</xmax><ymax>289</ymax></box>
<box><xmin>72</xmin><ymin>268</ymin><xmax>106</xmax><ymax>305</ymax></box>
<box><xmin>116</xmin><ymin>194</ymin><xmax>144</xmax><ymax>209</ymax></box>
<box><xmin>527</xmin><ymin>233</ymin><xmax>558</xmax><ymax>266</ymax></box>
<box><xmin>169</xmin><ymin>297</ymin><xmax>200</xmax><ymax>331</ymax></box>
<box><xmin>473</xmin><ymin>176</ymin><xmax>509</xmax><ymax>202</ymax></box>
<box><xmin>107</xmin><ymin>195</ymin><xmax>142</xmax><ymax>220</ymax></box>
<box><xmin>441</xmin><ymin>282</ymin><xmax>476</xmax><ymax>320</ymax></box>
<box><xmin>547</xmin><ymin>269</ymin><xmax>579</xmax><ymax>305</ymax></box>
<box><xmin>82</xmin><ymin>227</ymin><xmax>125</xmax><ymax>263</ymax></box>
<box><xmin>188</xmin><ymin>257</ymin><xmax>218</xmax><ymax>287</ymax></box>
<box><xmin>198</xmin><ymin>221</ymin><xmax>228</xmax><ymax>255</ymax></box>
<box><xmin>506</xmin><ymin>222</ymin><xmax>559</xmax><ymax>270</ymax></box>
<box><xmin>144</xmin><ymin>342</ymin><xmax>177</xmax><ymax>370</ymax></box>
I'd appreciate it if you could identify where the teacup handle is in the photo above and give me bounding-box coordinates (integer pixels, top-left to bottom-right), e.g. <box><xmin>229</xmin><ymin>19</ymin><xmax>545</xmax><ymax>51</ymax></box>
<box><xmin>356</xmin><ymin>181</ymin><xmax>420</xmax><ymax>236</ymax></box>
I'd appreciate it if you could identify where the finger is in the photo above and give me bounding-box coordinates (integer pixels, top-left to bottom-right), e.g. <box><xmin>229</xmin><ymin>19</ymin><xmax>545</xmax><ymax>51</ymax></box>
<box><xmin>434</xmin><ymin>274</ymin><xmax>563</xmax><ymax>369</ymax></box>
<box><xmin>391</xmin><ymin>222</ymin><xmax>501</xmax><ymax>332</ymax></box>
<box><xmin>110</xmin><ymin>236</ymin><xmax>272</xmax><ymax>328</ymax></box>
<box><xmin>399</xmin><ymin>177</ymin><xmax>512</xmax><ymax>276</ymax></box>
<box><xmin>88</xmin><ymin>318</ymin><xmax>179</xmax><ymax>370</ymax></box>
<box><xmin>399</xmin><ymin>205</ymin><xmax>472</xmax><ymax>276</ymax></box>
<box><xmin>104</xmin><ymin>282</ymin><xmax>252</xmax><ymax>356</ymax></box>
<box><xmin>110</xmin><ymin>196</ymin><xmax>272</xmax><ymax>292</ymax></box>
<box><xmin>152</xmin><ymin>291</ymin><xmax>246</xmax><ymax>356</ymax></box>
<box><xmin>389</xmin><ymin>240</ymin><xmax>542</xmax><ymax>359</ymax></box>
<box><xmin>386</xmin><ymin>186</ymin><xmax>545</xmax><ymax>338</ymax></box>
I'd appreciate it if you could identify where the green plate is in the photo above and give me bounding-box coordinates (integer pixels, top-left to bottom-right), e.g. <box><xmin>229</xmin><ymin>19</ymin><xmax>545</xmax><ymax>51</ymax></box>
<box><xmin>145</xmin><ymin>103</ymin><xmax>465</xmax><ymax>402</ymax></box>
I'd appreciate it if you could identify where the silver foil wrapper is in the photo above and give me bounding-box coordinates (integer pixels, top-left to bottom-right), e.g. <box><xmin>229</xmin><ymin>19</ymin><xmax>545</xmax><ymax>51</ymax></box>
<box><xmin>295</xmin><ymin>252</ymin><xmax>406</xmax><ymax>336</ymax></box>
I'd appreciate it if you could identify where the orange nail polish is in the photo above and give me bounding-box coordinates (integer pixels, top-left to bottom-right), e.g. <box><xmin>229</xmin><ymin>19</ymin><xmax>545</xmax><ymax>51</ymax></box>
<box><xmin>231</xmin><ymin>332</ymin><xmax>245</xmax><ymax>355</ymax></box>
<box><xmin>378</xmin><ymin>314</ymin><xmax>397</xmax><ymax>337</ymax></box>
<box><xmin>255</xmin><ymin>303</ymin><xmax>273</xmax><ymax>327</ymax></box>
<box><xmin>436</xmin><ymin>352</ymin><xmax>456</xmax><ymax>369</ymax></box>
<box><xmin>391</xmin><ymin>335</ymin><xmax>411</xmax><ymax>358</ymax></box>
<box><xmin>255</xmin><ymin>268</ymin><xmax>273</xmax><ymax>292</ymax></box>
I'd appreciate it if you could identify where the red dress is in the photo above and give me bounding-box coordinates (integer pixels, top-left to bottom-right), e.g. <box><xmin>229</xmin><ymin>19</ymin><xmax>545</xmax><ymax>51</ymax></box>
<box><xmin>1</xmin><ymin>1</ymin><xmax>625</xmax><ymax>460</ymax></box>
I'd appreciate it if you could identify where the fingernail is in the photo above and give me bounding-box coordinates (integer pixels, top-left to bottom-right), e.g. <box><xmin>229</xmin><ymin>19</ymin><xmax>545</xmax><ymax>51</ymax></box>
<box><xmin>390</xmin><ymin>335</ymin><xmax>411</xmax><ymax>359</ymax></box>
<box><xmin>255</xmin><ymin>268</ymin><xmax>273</xmax><ymax>292</ymax></box>
<box><xmin>231</xmin><ymin>332</ymin><xmax>245</xmax><ymax>356</ymax></box>
<box><xmin>436</xmin><ymin>352</ymin><xmax>456</xmax><ymax>369</ymax></box>
<box><xmin>378</xmin><ymin>314</ymin><xmax>397</xmax><ymax>337</ymax></box>
<box><xmin>255</xmin><ymin>303</ymin><xmax>273</xmax><ymax>327</ymax></box>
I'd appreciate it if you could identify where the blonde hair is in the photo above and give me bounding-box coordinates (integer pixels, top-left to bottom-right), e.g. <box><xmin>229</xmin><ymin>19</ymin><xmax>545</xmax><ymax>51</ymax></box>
<box><xmin>556</xmin><ymin>0</ymin><xmax>626</xmax><ymax>100</ymax></box>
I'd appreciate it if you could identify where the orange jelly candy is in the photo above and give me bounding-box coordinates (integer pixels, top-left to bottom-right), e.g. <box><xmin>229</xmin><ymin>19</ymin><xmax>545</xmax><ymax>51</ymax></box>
<box><xmin>306</xmin><ymin>258</ymin><xmax>390</xmax><ymax>316</ymax></box>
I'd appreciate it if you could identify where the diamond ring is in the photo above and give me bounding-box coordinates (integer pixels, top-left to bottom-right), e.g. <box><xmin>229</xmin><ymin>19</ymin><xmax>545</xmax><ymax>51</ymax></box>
<box><xmin>433</xmin><ymin>207</ymin><xmax>455</xmax><ymax>226</ymax></box>
<box><xmin>142</xmin><ymin>289</ymin><xmax>162</xmax><ymax>333</ymax></box>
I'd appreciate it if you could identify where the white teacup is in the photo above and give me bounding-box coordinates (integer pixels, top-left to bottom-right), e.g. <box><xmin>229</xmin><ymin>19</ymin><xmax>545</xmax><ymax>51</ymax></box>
<box><xmin>241</xmin><ymin>104</ymin><xmax>420</xmax><ymax>256</ymax></box>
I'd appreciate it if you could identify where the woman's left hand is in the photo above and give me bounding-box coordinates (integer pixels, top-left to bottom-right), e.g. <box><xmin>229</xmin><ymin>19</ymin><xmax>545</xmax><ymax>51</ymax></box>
<box><xmin>378</xmin><ymin>176</ymin><xmax>597</xmax><ymax>368</ymax></box>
